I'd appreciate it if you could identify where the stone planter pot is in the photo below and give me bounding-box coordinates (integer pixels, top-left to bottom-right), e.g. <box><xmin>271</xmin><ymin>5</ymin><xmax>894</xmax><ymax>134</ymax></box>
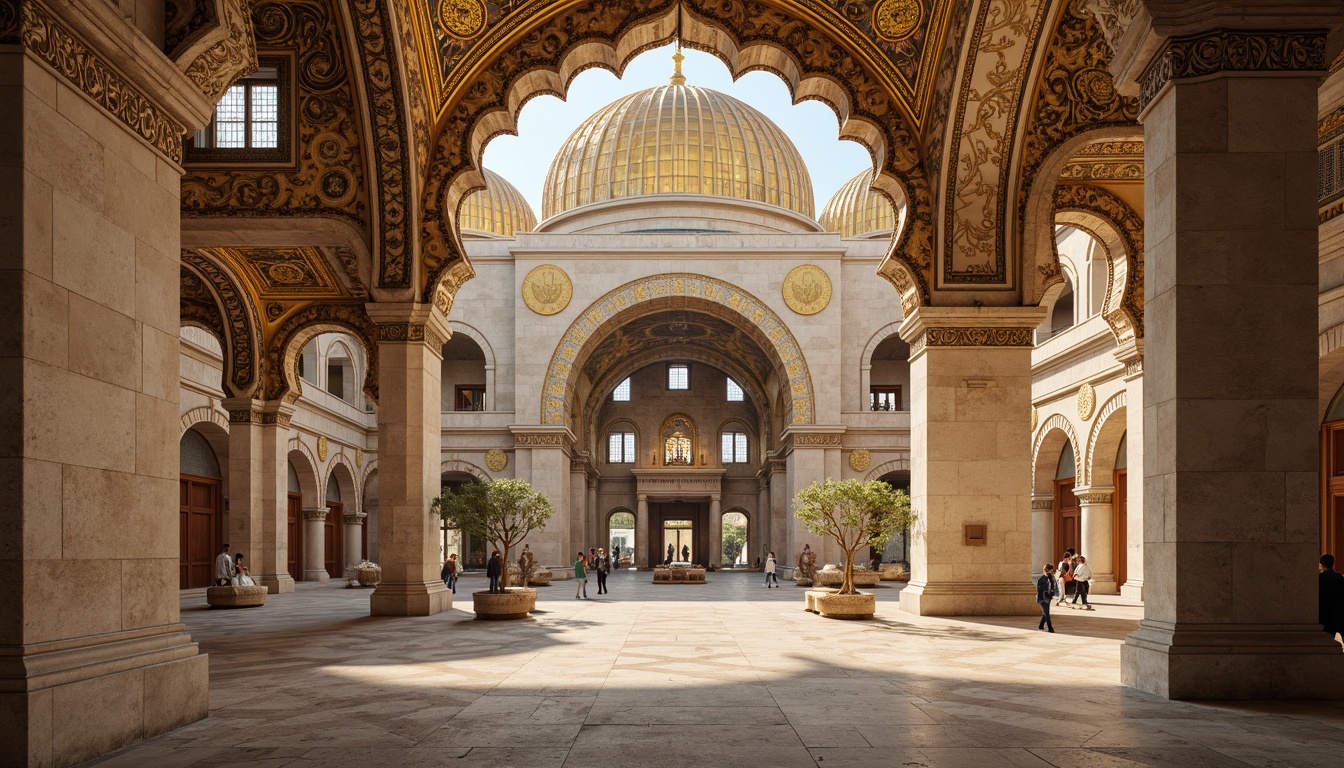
<box><xmin>529</xmin><ymin>569</ymin><xmax>552</xmax><ymax>586</ymax></box>
<box><xmin>206</xmin><ymin>585</ymin><xmax>267</xmax><ymax>609</ymax></box>
<box><xmin>814</xmin><ymin>568</ymin><xmax>881</xmax><ymax>587</ymax></box>
<box><xmin>357</xmin><ymin>566</ymin><xmax>382</xmax><ymax>587</ymax></box>
<box><xmin>472</xmin><ymin>587</ymin><xmax>537</xmax><ymax>620</ymax></box>
<box><xmin>804</xmin><ymin>588</ymin><xmax>840</xmax><ymax>613</ymax></box>
<box><xmin>814</xmin><ymin>591</ymin><xmax>876</xmax><ymax>620</ymax></box>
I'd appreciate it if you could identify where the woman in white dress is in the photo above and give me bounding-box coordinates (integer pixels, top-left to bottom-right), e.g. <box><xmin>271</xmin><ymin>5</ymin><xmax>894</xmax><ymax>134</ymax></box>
<box><xmin>232</xmin><ymin>554</ymin><xmax>257</xmax><ymax>587</ymax></box>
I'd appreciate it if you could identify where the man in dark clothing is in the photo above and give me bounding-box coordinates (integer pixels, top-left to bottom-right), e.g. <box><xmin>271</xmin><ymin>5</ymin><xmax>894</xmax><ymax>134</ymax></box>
<box><xmin>596</xmin><ymin>547</ymin><xmax>610</xmax><ymax>595</ymax></box>
<box><xmin>1320</xmin><ymin>554</ymin><xmax>1344</xmax><ymax>642</ymax></box>
<box><xmin>487</xmin><ymin>551</ymin><xmax>503</xmax><ymax>594</ymax></box>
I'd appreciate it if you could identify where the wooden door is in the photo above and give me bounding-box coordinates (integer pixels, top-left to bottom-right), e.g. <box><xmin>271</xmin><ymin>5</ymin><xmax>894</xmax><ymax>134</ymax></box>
<box><xmin>179</xmin><ymin>474</ymin><xmax>220</xmax><ymax>589</ymax></box>
<box><xmin>1113</xmin><ymin>469</ymin><xmax>1128</xmax><ymax>589</ymax></box>
<box><xmin>1054</xmin><ymin>477</ymin><xmax>1080</xmax><ymax>557</ymax></box>
<box><xmin>287</xmin><ymin>492</ymin><xmax>303</xmax><ymax>580</ymax></box>
<box><xmin>325</xmin><ymin>501</ymin><xmax>344</xmax><ymax>578</ymax></box>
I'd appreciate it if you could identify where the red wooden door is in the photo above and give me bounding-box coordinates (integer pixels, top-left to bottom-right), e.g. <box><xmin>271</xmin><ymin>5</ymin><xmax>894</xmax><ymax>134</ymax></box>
<box><xmin>325</xmin><ymin>501</ymin><xmax>344</xmax><ymax>578</ymax></box>
<box><xmin>1322</xmin><ymin>422</ymin><xmax>1344</xmax><ymax>558</ymax></box>
<box><xmin>1054</xmin><ymin>477</ymin><xmax>1080</xmax><ymax>557</ymax></box>
<box><xmin>1113</xmin><ymin>469</ymin><xmax>1128</xmax><ymax>589</ymax></box>
<box><xmin>179</xmin><ymin>474</ymin><xmax>220</xmax><ymax>589</ymax></box>
<box><xmin>287</xmin><ymin>492</ymin><xmax>303</xmax><ymax>580</ymax></box>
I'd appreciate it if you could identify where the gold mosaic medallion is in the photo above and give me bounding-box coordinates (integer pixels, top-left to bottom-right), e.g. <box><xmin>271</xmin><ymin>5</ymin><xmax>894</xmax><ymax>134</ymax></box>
<box><xmin>486</xmin><ymin>448</ymin><xmax>508</xmax><ymax>473</ymax></box>
<box><xmin>355</xmin><ymin>448</ymin><xmax>364</xmax><ymax>468</ymax></box>
<box><xmin>522</xmin><ymin>265</ymin><xmax>573</xmax><ymax>315</ymax></box>
<box><xmin>317</xmin><ymin>435</ymin><xmax>329</xmax><ymax>462</ymax></box>
<box><xmin>1030</xmin><ymin>407</ymin><xmax>1038</xmax><ymax>433</ymax></box>
<box><xmin>437</xmin><ymin>0</ymin><xmax>486</xmax><ymax>40</ymax></box>
<box><xmin>1077</xmin><ymin>383</ymin><xmax>1096</xmax><ymax>421</ymax></box>
<box><xmin>872</xmin><ymin>0</ymin><xmax>923</xmax><ymax>42</ymax></box>
<box><xmin>783</xmin><ymin>265</ymin><xmax>832</xmax><ymax>315</ymax></box>
<box><xmin>849</xmin><ymin>449</ymin><xmax>872</xmax><ymax>473</ymax></box>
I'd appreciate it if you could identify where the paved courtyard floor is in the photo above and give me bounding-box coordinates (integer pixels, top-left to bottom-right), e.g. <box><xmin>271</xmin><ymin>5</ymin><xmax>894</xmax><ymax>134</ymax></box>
<box><xmin>90</xmin><ymin>571</ymin><xmax>1344</xmax><ymax>767</ymax></box>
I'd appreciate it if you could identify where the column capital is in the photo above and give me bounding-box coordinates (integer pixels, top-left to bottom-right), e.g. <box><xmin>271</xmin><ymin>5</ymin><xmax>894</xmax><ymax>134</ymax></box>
<box><xmin>1137</xmin><ymin>27</ymin><xmax>1332</xmax><ymax>111</ymax></box>
<box><xmin>1072</xmin><ymin>485</ymin><xmax>1115</xmax><ymax>505</ymax></box>
<box><xmin>365</xmin><ymin>302</ymin><xmax>451</xmax><ymax>351</ymax></box>
<box><xmin>1031</xmin><ymin>494</ymin><xmax>1055</xmax><ymax>511</ymax></box>
<box><xmin>1113</xmin><ymin>338</ymin><xmax>1144</xmax><ymax>378</ymax></box>
<box><xmin>343</xmin><ymin>512</ymin><xmax>367</xmax><ymax>525</ymax></box>
<box><xmin>510</xmin><ymin>424</ymin><xmax>575</xmax><ymax>447</ymax></box>
<box><xmin>898</xmin><ymin>306</ymin><xmax>1047</xmax><ymax>357</ymax></box>
<box><xmin>782</xmin><ymin>425</ymin><xmax>845</xmax><ymax>448</ymax></box>
<box><xmin>221</xmin><ymin>398</ymin><xmax>295</xmax><ymax>426</ymax></box>
<box><xmin>302</xmin><ymin>507</ymin><xmax>330</xmax><ymax>521</ymax></box>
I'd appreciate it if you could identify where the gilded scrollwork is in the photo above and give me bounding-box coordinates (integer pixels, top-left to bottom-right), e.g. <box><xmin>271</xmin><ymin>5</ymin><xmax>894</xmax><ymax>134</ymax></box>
<box><xmin>181</xmin><ymin>249</ymin><xmax>264</xmax><ymax>398</ymax></box>
<box><xmin>910</xmin><ymin>327</ymin><xmax>1036</xmax><ymax>355</ymax></box>
<box><xmin>182</xmin><ymin>0</ymin><xmax>370</xmax><ymax>231</ymax></box>
<box><xmin>177</xmin><ymin>0</ymin><xmax>259</xmax><ymax>104</ymax></box>
<box><xmin>1053</xmin><ymin>183</ymin><xmax>1143</xmax><ymax>341</ymax></box>
<box><xmin>1139</xmin><ymin>29</ymin><xmax>1329</xmax><ymax>109</ymax></box>
<box><xmin>263</xmin><ymin>302</ymin><xmax>380</xmax><ymax>403</ymax></box>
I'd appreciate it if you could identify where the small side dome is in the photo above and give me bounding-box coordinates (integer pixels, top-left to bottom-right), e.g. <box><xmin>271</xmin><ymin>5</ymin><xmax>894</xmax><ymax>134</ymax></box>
<box><xmin>458</xmin><ymin>169</ymin><xmax>537</xmax><ymax>237</ymax></box>
<box><xmin>819</xmin><ymin>170</ymin><xmax>898</xmax><ymax>238</ymax></box>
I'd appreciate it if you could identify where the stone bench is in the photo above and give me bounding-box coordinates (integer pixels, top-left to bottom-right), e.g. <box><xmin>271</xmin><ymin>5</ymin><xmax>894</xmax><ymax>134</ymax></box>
<box><xmin>206</xmin><ymin>585</ymin><xmax>267</xmax><ymax>609</ymax></box>
<box><xmin>813</xmin><ymin>568</ymin><xmax>881</xmax><ymax>587</ymax></box>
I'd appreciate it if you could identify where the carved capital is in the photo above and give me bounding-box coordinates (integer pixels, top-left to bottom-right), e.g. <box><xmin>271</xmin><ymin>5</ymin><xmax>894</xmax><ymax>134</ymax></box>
<box><xmin>368</xmin><ymin>303</ymin><xmax>451</xmax><ymax>352</ymax></box>
<box><xmin>302</xmin><ymin>507</ymin><xmax>330</xmax><ymax>521</ymax></box>
<box><xmin>1139</xmin><ymin>29</ymin><xmax>1329</xmax><ymax>109</ymax></box>
<box><xmin>343</xmin><ymin>512</ymin><xmax>367</xmax><ymax>526</ymax></box>
<box><xmin>514</xmin><ymin>433</ymin><xmax>565</xmax><ymax>447</ymax></box>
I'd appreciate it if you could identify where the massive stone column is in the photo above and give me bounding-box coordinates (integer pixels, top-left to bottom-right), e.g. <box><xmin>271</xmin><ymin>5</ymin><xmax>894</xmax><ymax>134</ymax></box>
<box><xmin>366</xmin><ymin>304</ymin><xmax>452</xmax><ymax>616</ymax></box>
<box><xmin>1118</xmin><ymin>20</ymin><xmax>1344</xmax><ymax>698</ymax></box>
<box><xmin>302</xmin><ymin>508</ymin><xmax>329</xmax><ymax>581</ymax></box>
<box><xmin>512</xmin><ymin>426</ymin><xmax>572</xmax><ymax>566</ymax></box>
<box><xmin>222</xmin><ymin>399</ymin><xmax>294</xmax><ymax>593</ymax></box>
<box><xmin>899</xmin><ymin>307</ymin><xmax>1044</xmax><ymax>616</ymax></box>
<box><xmin>0</xmin><ymin>7</ymin><xmax>219</xmax><ymax>762</ymax></box>
<box><xmin>1074</xmin><ymin>485</ymin><xmax>1117</xmax><ymax>595</ymax></box>
<box><xmin>636</xmin><ymin>494</ymin><xmax>650</xmax><ymax>568</ymax></box>
<box><xmin>707</xmin><ymin>494</ymin><xmax>722</xmax><ymax>568</ymax></box>
<box><xmin>344</xmin><ymin>511</ymin><xmax>366</xmax><ymax>569</ymax></box>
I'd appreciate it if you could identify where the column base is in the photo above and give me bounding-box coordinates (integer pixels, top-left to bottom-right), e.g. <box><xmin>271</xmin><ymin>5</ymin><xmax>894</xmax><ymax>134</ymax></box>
<box><xmin>899</xmin><ymin>581</ymin><xmax>1037</xmax><ymax>616</ymax></box>
<box><xmin>0</xmin><ymin>626</ymin><xmax>208</xmax><ymax>766</ymax></box>
<box><xmin>259</xmin><ymin>573</ymin><xmax>295</xmax><ymax>594</ymax></box>
<box><xmin>370</xmin><ymin>580</ymin><xmax>453</xmax><ymax>616</ymax></box>
<box><xmin>1120</xmin><ymin>580</ymin><xmax>1144</xmax><ymax>601</ymax></box>
<box><xmin>1122</xmin><ymin>620</ymin><xmax>1344</xmax><ymax>699</ymax></box>
<box><xmin>1090</xmin><ymin>576</ymin><xmax>1118</xmax><ymax>596</ymax></box>
<box><xmin>303</xmin><ymin>570</ymin><xmax>329</xmax><ymax>582</ymax></box>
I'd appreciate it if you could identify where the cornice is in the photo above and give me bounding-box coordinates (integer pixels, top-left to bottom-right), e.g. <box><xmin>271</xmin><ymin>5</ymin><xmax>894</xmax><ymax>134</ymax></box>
<box><xmin>1138</xmin><ymin>27</ymin><xmax>1330</xmax><ymax>110</ymax></box>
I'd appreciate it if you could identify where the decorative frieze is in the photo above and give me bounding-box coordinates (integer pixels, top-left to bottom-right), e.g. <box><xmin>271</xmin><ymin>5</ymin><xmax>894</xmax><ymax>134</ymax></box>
<box><xmin>376</xmin><ymin>322</ymin><xmax>448</xmax><ymax>351</ymax></box>
<box><xmin>910</xmin><ymin>327</ymin><xmax>1036</xmax><ymax>355</ymax></box>
<box><xmin>302</xmin><ymin>507</ymin><xmax>329</xmax><ymax>521</ymax></box>
<box><xmin>1076</xmin><ymin>491</ymin><xmax>1114</xmax><ymax>505</ymax></box>
<box><xmin>514</xmin><ymin>433</ymin><xmax>564</xmax><ymax>447</ymax></box>
<box><xmin>1139</xmin><ymin>29</ymin><xmax>1329</xmax><ymax>109</ymax></box>
<box><xmin>343</xmin><ymin>512</ymin><xmax>367</xmax><ymax>526</ymax></box>
<box><xmin>793</xmin><ymin>433</ymin><xmax>843</xmax><ymax>447</ymax></box>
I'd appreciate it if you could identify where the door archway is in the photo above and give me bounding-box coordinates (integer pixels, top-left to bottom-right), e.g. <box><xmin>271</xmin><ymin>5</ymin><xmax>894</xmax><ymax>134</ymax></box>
<box><xmin>180</xmin><ymin>427</ymin><xmax>225</xmax><ymax>589</ymax></box>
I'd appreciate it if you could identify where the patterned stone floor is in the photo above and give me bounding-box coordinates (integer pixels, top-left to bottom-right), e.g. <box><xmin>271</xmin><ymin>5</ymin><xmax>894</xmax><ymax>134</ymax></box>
<box><xmin>88</xmin><ymin>571</ymin><xmax>1344</xmax><ymax>767</ymax></box>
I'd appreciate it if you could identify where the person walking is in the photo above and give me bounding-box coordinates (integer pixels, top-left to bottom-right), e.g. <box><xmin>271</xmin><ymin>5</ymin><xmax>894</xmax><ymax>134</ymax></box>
<box><xmin>764</xmin><ymin>551</ymin><xmax>778</xmax><ymax>588</ymax></box>
<box><xmin>486</xmin><ymin>550</ymin><xmax>502</xmax><ymax>594</ymax></box>
<box><xmin>1055</xmin><ymin>549</ymin><xmax>1075</xmax><ymax>606</ymax></box>
<box><xmin>442</xmin><ymin>553</ymin><xmax>458</xmax><ymax>594</ymax></box>
<box><xmin>596</xmin><ymin>548</ymin><xmax>610</xmax><ymax>595</ymax></box>
<box><xmin>214</xmin><ymin>544</ymin><xmax>235</xmax><ymax>587</ymax></box>
<box><xmin>1071</xmin><ymin>555</ymin><xmax>1094</xmax><ymax>610</ymax></box>
<box><xmin>1321</xmin><ymin>554</ymin><xmax>1344</xmax><ymax>642</ymax></box>
<box><xmin>1036</xmin><ymin>563</ymin><xmax>1057</xmax><ymax>632</ymax></box>
<box><xmin>574</xmin><ymin>552</ymin><xmax>588</xmax><ymax>599</ymax></box>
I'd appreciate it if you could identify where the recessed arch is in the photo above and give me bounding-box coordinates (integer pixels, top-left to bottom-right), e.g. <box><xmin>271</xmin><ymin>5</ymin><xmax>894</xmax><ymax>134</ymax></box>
<box><xmin>1085</xmin><ymin>391</ymin><xmax>1128</xmax><ymax>486</ymax></box>
<box><xmin>325</xmin><ymin>453</ymin><xmax>360</xmax><ymax>509</ymax></box>
<box><xmin>440</xmin><ymin>459</ymin><xmax>490</xmax><ymax>482</ymax></box>
<box><xmin>265</xmin><ymin>306</ymin><xmax>380</xmax><ymax>406</ymax></box>
<box><xmin>180</xmin><ymin>406</ymin><xmax>230</xmax><ymax>438</ymax></box>
<box><xmin>1320</xmin><ymin>322</ymin><xmax>1344</xmax><ymax>423</ymax></box>
<box><xmin>1032</xmin><ymin>413</ymin><xmax>1081</xmax><ymax>497</ymax></box>
<box><xmin>542</xmin><ymin>274</ymin><xmax>815</xmax><ymax>428</ymax></box>
<box><xmin>181</xmin><ymin>249</ymin><xmax>263</xmax><ymax>398</ymax></box>
<box><xmin>287</xmin><ymin>443</ymin><xmax>321</xmax><ymax>504</ymax></box>
<box><xmin>1053</xmin><ymin>185</ymin><xmax>1144</xmax><ymax>345</ymax></box>
<box><xmin>866</xmin><ymin>457</ymin><xmax>911</xmax><ymax>482</ymax></box>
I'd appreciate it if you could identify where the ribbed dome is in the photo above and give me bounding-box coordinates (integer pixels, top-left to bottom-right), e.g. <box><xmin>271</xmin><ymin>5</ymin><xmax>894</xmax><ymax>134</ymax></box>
<box><xmin>458</xmin><ymin>169</ymin><xmax>537</xmax><ymax>236</ymax></box>
<box><xmin>542</xmin><ymin>83</ymin><xmax>814</xmax><ymax>220</ymax></box>
<box><xmin>819</xmin><ymin>169</ymin><xmax>898</xmax><ymax>237</ymax></box>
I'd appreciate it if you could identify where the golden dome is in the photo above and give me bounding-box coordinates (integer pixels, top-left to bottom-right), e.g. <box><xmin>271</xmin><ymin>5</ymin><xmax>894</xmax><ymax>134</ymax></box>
<box><xmin>542</xmin><ymin>82</ymin><xmax>814</xmax><ymax>220</ymax></box>
<box><xmin>819</xmin><ymin>169</ymin><xmax>898</xmax><ymax>237</ymax></box>
<box><xmin>458</xmin><ymin>169</ymin><xmax>537</xmax><ymax>236</ymax></box>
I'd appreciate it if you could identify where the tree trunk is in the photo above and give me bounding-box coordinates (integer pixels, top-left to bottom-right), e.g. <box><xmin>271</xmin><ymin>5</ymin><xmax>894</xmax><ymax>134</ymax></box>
<box><xmin>500</xmin><ymin>543</ymin><xmax>511</xmax><ymax>589</ymax></box>
<box><xmin>841</xmin><ymin>550</ymin><xmax>856</xmax><ymax>595</ymax></box>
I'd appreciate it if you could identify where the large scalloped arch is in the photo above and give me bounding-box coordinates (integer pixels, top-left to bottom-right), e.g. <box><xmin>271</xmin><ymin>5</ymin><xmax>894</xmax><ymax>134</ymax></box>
<box><xmin>540</xmin><ymin>274</ymin><xmax>815</xmax><ymax>427</ymax></box>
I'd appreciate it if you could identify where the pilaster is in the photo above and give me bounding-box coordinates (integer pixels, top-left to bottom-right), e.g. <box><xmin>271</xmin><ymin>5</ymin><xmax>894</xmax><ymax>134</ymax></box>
<box><xmin>1115</xmin><ymin>339</ymin><xmax>1145</xmax><ymax>600</ymax></box>
<box><xmin>899</xmin><ymin>306</ymin><xmax>1045</xmax><ymax>616</ymax></box>
<box><xmin>510</xmin><ymin>425</ymin><xmax>575</xmax><ymax>566</ymax></box>
<box><xmin>1031</xmin><ymin>493</ymin><xmax>1055</xmax><ymax>578</ymax></box>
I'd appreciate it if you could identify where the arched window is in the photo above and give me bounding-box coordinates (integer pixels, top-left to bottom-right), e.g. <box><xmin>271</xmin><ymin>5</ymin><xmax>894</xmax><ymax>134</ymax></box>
<box><xmin>612</xmin><ymin>377</ymin><xmax>631</xmax><ymax>401</ymax></box>
<box><xmin>721</xmin><ymin>430</ymin><xmax>748</xmax><ymax>463</ymax></box>
<box><xmin>608</xmin><ymin>430</ymin><xmax>635</xmax><ymax>464</ymax></box>
<box><xmin>726</xmin><ymin>378</ymin><xmax>744</xmax><ymax>402</ymax></box>
<box><xmin>661</xmin><ymin>414</ymin><xmax>695</xmax><ymax>465</ymax></box>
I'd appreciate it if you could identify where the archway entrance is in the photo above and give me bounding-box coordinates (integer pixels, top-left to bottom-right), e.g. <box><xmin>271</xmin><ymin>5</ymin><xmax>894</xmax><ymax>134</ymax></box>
<box><xmin>608</xmin><ymin>511</ymin><xmax>635</xmax><ymax>569</ymax></box>
<box><xmin>324</xmin><ymin>473</ymin><xmax>344</xmax><ymax>579</ymax></box>
<box><xmin>441</xmin><ymin>472</ymin><xmax>479</xmax><ymax>568</ymax></box>
<box><xmin>179</xmin><ymin>428</ymin><xmax>224</xmax><ymax>589</ymax></box>
<box><xmin>662</xmin><ymin>517</ymin><xmax>695</xmax><ymax>564</ymax></box>
<box><xmin>720</xmin><ymin>512</ymin><xmax>747</xmax><ymax>567</ymax></box>
<box><xmin>1054</xmin><ymin>444</ymin><xmax>1080</xmax><ymax>557</ymax></box>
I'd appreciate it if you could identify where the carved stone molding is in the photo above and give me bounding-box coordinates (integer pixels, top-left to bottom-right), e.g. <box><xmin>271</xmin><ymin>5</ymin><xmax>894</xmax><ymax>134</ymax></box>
<box><xmin>182</xmin><ymin>249</ymin><xmax>262</xmax><ymax>398</ymax></box>
<box><xmin>265</xmin><ymin>302</ymin><xmax>379</xmax><ymax>403</ymax></box>
<box><xmin>1031</xmin><ymin>498</ymin><xmax>1055</xmax><ymax>511</ymax></box>
<box><xmin>302</xmin><ymin>507</ymin><xmax>330</xmax><ymax>521</ymax></box>
<box><xmin>909</xmin><ymin>327</ymin><xmax>1036</xmax><ymax>355</ymax></box>
<box><xmin>1076</xmin><ymin>491</ymin><xmax>1113</xmax><ymax>505</ymax></box>
<box><xmin>1139</xmin><ymin>29</ymin><xmax>1329</xmax><ymax>109</ymax></box>
<box><xmin>793</xmin><ymin>434</ymin><xmax>843</xmax><ymax>447</ymax></box>
<box><xmin>514</xmin><ymin>434</ymin><xmax>565</xmax><ymax>447</ymax></box>
<box><xmin>18</xmin><ymin>0</ymin><xmax>186</xmax><ymax>160</ymax></box>
<box><xmin>375</xmin><ymin>322</ymin><xmax>447</xmax><ymax>350</ymax></box>
<box><xmin>227</xmin><ymin>408</ymin><xmax>261</xmax><ymax>424</ymax></box>
<box><xmin>1053</xmin><ymin>183</ymin><xmax>1145</xmax><ymax>343</ymax></box>
<box><xmin>343</xmin><ymin>512</ymin><xmax>367</xmax><ymax>525</ymax></box>
<box><xmin>177</xmin><ymin>0</ymin><xmax>258</xmax><ymax>104</ymax></box>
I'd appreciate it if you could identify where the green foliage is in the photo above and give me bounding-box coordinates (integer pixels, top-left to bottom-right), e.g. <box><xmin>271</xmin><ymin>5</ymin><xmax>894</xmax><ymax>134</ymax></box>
<box><xmin>721</xmin><ymin>519</ymin><xmax>747</xmax><ymax>565</ymax></box>
<box><xmin>431</xmin><ymin>478</ymin><xmax>554</xmax><ymax>589</ymax></box>
<box><xmin>792</xmin><ymin>479</ymin><xmax>914</xmax><ymax>594</ymax></box>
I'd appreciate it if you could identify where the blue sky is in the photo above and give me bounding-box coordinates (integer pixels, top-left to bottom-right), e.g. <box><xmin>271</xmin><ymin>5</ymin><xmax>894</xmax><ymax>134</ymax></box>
<box><xmin>480</xmin><ymin>43</ymin><xmax>874</xmax><ymax>218</ymax></box>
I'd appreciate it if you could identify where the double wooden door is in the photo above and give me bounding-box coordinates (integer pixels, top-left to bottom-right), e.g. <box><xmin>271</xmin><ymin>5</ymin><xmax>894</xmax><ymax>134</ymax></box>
<box><xmin>1054</xmin><ymin>477</ymin><xmax>1080</xmax><ymax>557</ymax></box>
<box><xmin>1322</xmin><ymin>422</ymin><xmax>1344</xmax><ymax>558</ymax></box>
<box><xmin>179</xmin><ymin>474</ymin><xmax>221</xmax><ymax>589</ymax></box>
<box><xmin>325</xmin><ymin>501</ymin><xmax>344</xmax><ymax>578</ymax></box>
<box><xmin>287</xmin><ymin>492</ymin><xmax>303</xmax><ymax>580</ymax></box>
<box><xmin>1113</xmin><ymin>469</ymin><xmax>1128</xmax><ymax>589</ymax></box>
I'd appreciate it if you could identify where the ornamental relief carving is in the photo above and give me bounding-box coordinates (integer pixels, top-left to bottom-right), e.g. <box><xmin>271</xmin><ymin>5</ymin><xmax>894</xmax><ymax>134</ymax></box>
<box><xmin>910</xmin><ymin>327</ymin><xmax>1036</xmax><ymax>355</ymax></box>
<box><xmin>515</xmin><ymin>434</ymin><xmax>565</xmax><ymax>447</ymax></box>
<box><xmin>1053</xmin><ymin>183</ymin><xmax>1144</xmax><ymax>342</ymax></box>
<box><xmin>419</xmin><ymin>0</ymin><xmax>934</xmax><ymax>311</ymax></box>
<box><xmin>1139</xmin><ymin>29</ymin><xmax>1329</xmax><ymax>109</ymax></box>
<box><xmin>181</xmin><ymin>0</ymin><xmax>370</xmax><ymax>233</ymax></box>
<box><xmin>182</xmin><ymin>250</ymin><xmax>263</xmax><ymax>398</ymax></box>
<box><xmin>262</xmin><ymin>302</ymin><xmax>380</xmax><ymax>403</ymax></box>
<box><xmin>793</xmin><ymin>434</ymin><xmax>843</xmax><ymax>447</ymax></box>
<box><xmin>177</xmin><ymin>0</ymin><xmax>259</xmax><ymax>105</ymax></box>
<box><xmin>17</xmin><ymin>1</ymin><xmax>186</xmax><ymax>160</ymax></box>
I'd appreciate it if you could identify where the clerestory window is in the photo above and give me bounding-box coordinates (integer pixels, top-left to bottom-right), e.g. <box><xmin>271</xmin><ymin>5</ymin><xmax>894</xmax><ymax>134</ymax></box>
<box><xmin>667</xmin><ymin>363</ymin><xmax>689</xmax><ymax>390</ymax></box>
<box><xmin>721</xmin><ymin>432</ymin><xmax>748</xmax><ymax>463</ymax></box>
<box><xmin>608</xmin><ymin>432</ymin><xmax>635</xmax><ymax>464</ymax></box>
<box><xmin>612</xmin><ymin>377</ymin><xmax>631</xmax><ymax>401</ymax></box>
<box><xmin>726</xmin><ymin>378</ymin><xmax>744</xmax><ymax>402</ymax></box>
<box><xmin>186</xmin><ymin>58</ymin><xmax>291</xmax><ymax>163</ymax></box>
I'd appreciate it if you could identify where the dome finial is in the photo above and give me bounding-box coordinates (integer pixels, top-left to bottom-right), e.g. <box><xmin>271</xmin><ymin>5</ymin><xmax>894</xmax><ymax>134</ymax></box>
<box><xmin>671</xmin><ymin>43</ymin><xmax>686</xmax><ymax>86</ymax></box>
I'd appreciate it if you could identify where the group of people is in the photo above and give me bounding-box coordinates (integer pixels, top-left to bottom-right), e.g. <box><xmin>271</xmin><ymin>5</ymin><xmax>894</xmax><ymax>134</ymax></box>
<box><xmin>574</xmin><ymin>547</ymin><xmax>615</xmax><ymax>599</ymax></box>
<box><xmin>1035</xmin><ymin>548</ymin><xmax>1095</xmax><ymax>632</ymax></box>
<box><xmin>213</xmin><ymin>544</ymin><xmax>256</xmax><ymax>587</ymax></box>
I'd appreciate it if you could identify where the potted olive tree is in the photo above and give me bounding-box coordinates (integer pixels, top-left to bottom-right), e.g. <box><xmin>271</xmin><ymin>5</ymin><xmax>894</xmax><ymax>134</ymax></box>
<box><xmin>432</xmin><ymin>478</ymin><xmax>554</xmax><ymax>620</ymax></box>
<box><xmin>793</xmin><ymin>478</ymin><xmax>913</xmax><ymax>619</ymax></box>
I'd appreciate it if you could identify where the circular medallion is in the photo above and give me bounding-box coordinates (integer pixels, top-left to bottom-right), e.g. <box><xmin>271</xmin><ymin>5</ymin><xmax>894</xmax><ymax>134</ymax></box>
<box><xmin>848</xmin><ymin>449</ymin><xmax>872</xmax><ymax>473</ymax></box>
<box><xmin>1030</xmin><ymin>407</ymin><xmax>1039</xmax><ymax>433</ymax></box>
<box><xmin>1077</xmin><ymin>383</ymin><xmax>1096</xmax><ymax>421</ymax></box>
<box><xmin>319</xmin><ymin>167</ymin><xmax>356</xmax><ymax>206</ymax></box>
<box><xmin>267</xmin><ymin>263</ymin><xmax>306</xmax><ymax>284</ymax></box>
<box><xmin>486</xmin><ymin>448</ymin><xmax>508</xmax><ymax>473</ymax></box>
<box><xmin>313</xmin><ymin>132</ymin><xmax>346</xmax><ymax>163</ymax></box>
<box><xmin>522</xmin><ymin>265</ymin><xmax>573</xmax><ymax>316</ymax></box>
<box><xmin>437</xmin><ymin>0</ymin><xmax>486</xmax><ymax>40</ymax></box>
<box><xmin>872</xmin><ymin>0</ymin><xmax>923</xmax><ymax>42</ymax></box>
<box><xmin>783</xmin><ymin>265</ymin><xmax>832</xmax><ymax>315</ymax></box>
<box><xmin>317</xmin><ymin>436</ymin><xmax>329</xmax><ymax>462</ymax></box>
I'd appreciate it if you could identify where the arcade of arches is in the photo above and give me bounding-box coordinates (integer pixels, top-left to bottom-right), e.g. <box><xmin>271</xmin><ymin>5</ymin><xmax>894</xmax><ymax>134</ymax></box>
<box><xmin>6</xmin><ymin>1</ymin><xmax>1344</xmax><ymax>765</ymax></box>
